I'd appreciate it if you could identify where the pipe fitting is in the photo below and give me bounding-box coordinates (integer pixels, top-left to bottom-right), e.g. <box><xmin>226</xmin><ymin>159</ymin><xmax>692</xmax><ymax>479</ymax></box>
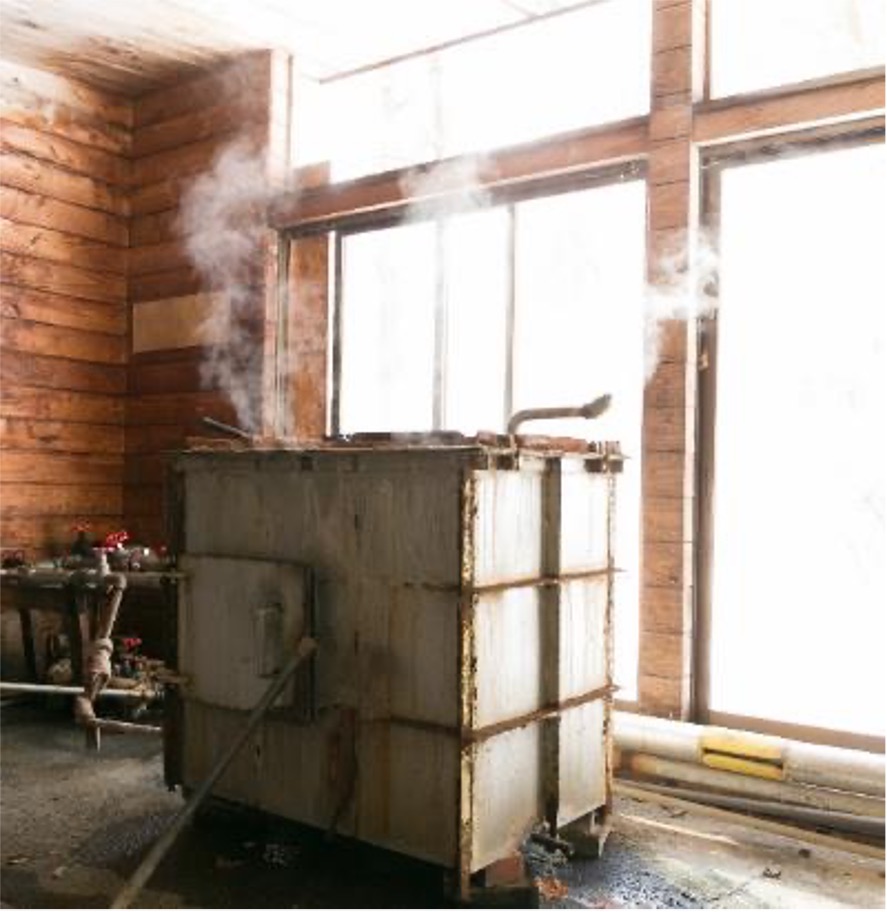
<box><xmin>507</xmin><ymin>394</ymin><xmax>612</xmax><ymax>436</ymax></box>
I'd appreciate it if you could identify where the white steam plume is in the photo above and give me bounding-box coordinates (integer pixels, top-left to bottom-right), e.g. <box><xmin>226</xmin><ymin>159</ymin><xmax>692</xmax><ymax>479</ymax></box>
<box><xmin>644</xmin><ymin>228</ymin><xmax>719</xmax><ymax>381</ymax></box>
<box><xmin>179</xmin><ymin>140</ymin><xmax>275</xmax><ymax>433</ymax></box>
<box><xmin>399</xmin><ymin>154</ymin><xmax>493</xmax><ymax>221</ymax></box>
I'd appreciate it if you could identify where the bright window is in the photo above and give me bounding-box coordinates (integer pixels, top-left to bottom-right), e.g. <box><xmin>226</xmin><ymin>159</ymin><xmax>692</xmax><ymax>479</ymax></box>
<box><xmin>710</xmin><ymin>0</ymin><xmax>885</xmax><ymax>97</ymax></box>
<box><xmin>296</xmin><ymin>0</ymin><xmax>651</xmax><ymax>179</ymax></box>
<box><xmin>514</xmin><ymin>183</ymin><xmax>647</xmax><ymax>699</ymax></box>
<box><xmin>335</xmin><ymin>178</ymin><xmax>647</xmax><ymax>698</ymax></box>
<box><xmin>339</xmin><ymin>221</ymin><xmax>437</xmax><ymax>432</ymax></box>
<box><xmin>440</xmin><ymin>209</ymin><xmax>511</xmax><ymax>432</ymax></box>
<box><xmin>710</xmin><ymin>142</ymin><xmax>886</xmax><ymax>736</ymax></box>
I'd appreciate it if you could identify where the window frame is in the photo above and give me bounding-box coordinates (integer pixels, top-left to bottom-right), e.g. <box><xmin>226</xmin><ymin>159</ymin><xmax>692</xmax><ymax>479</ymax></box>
<box><xmin>694</xmin><ymin>124</ymin><xmax>886</xmax><ymax>753</ymax></box>
<box><xmin>320</xmin><ymin>161</ymin><xmax>646</xmax><ymax>436</ymax></box>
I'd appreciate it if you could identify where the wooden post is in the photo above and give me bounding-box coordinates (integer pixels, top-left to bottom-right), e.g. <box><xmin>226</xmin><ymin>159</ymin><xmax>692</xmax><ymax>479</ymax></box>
<box><xmin>638</xmin><ymin>0</ymin><xmax>708</xmax><ymax>719</ymax></box>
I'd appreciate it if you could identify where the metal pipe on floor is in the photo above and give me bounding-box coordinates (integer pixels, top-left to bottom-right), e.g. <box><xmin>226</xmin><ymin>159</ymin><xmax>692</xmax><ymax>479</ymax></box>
<box><xmin>93</xmin><ymin>717</ymin><xmax>162</xmax><ymax>735</ymax></box>
<box><xmin>111</xmin><ymin>636</ymin><xmax>318</xmax><ymax>910</ymax></box>
<box><xmin>624</xmin><ymin>753</ymin><xmax>885</xmax><ymax>819</ymax></box>
<box><xmin>618</xmin><ymin>778</ymin><xmax>885</xmax><ymax>837</ymax></box>
<box><xmin>614</xmin><ymin>712</ymin><xmax>885</xmax><ymax>798</ymax></box>
<box><xmin>614</xmin><ymin>781</ymin><xmax>885</xmax><ymax>860</ymax></box>
<box><xmin>0</xmin><ymin>682</ymin><xmax>158</xmax><ymax>701</ymax></box>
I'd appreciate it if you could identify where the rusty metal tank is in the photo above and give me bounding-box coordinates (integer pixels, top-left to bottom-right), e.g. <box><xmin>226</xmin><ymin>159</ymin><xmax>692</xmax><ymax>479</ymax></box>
<box><xmin>164</xmin><ymin>434</ymin><xmax>621</xmax><ymax>896</ymax></box>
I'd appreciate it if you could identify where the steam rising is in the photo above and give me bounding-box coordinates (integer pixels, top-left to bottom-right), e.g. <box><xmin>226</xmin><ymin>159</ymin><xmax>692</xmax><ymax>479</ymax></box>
<box><xmin>644</xmin><ymin>229</ymin><xmax>719</xmax><ymax>381</ymax></box>
<box><xmin>399</xmin><ymin>154</ymin><xmax>492</xmax><ymax>221</ymax></box>
<box><xmin>179</xmin><ymin>140</ymin><xmax>274</xmax><ymax>432</ymax></box>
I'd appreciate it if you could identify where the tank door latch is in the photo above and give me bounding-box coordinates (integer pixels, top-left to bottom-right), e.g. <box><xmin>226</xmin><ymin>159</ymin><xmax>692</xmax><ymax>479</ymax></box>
<box><xmin>254</xmin><ymin>602</ymin><xmax>284</xmax><ymax>678</ymax></box>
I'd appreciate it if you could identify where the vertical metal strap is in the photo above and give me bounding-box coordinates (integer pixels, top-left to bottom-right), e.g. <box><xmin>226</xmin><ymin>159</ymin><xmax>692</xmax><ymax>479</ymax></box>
<box><xmin>457</xmin><ymin>471</ymin><xmax>479</xmax><ymax>900</ymax></box>
<box><xmin>540</xmin><ymin>457</ymin><xmax>562</xmax><ymax>832</ymax></box>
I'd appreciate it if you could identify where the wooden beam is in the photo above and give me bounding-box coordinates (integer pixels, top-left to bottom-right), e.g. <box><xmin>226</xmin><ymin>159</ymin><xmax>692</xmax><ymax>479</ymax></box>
<box><xmin>638</xmin><ymin>0</ymin><xmax>706</xmax><ymax>720</ymax></box>
<box><xmin>694</xmin><ymin>70</ymin><xmax>885</xmax><ymax>146</ymax></box>
<box><xmin>270</xmin><ymin>117</ymin><xmax>648</xmax><ymax>230</ymax></box>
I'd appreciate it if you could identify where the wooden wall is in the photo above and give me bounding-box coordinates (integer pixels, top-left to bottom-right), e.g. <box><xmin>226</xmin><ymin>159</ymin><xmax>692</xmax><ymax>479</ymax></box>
<box><xmin>1</xmin><ymin>51</ymin><xmax>292</xmax><ymax>554</ymax></box>
<box><xmin>1</xmin><ymin>61</ymin><xmax>131</xmax><ymax>557</ymax></box>
<box><xmin>125</xmin><ymin>50</ymin><xmax>291</xmax><ymax>544</ymax></box>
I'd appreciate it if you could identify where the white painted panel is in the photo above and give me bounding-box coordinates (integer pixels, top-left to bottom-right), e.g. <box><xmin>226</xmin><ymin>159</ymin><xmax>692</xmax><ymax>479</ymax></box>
<box><xmin>472</xmin><ymin>724</ymin><xmax>542</xmax><ymax>871</ymax></box>
<box><xmin>311</xmin><ymin>577</ymin><xmax>460</xmax><ymax>727</ymax></box>
<box><xmin>472</xmin><ymin>466</ymin><xmax>544</xmax><ymax>586</ymax></box>
<box><xmin>385</xmin><ymin>588</ymin><xmax>460</xmax><ymax>726</ymax></box>
<box><xmin>560</xmin><ymin>465</ymin><xmax>610</xmax><ymax>573</ymax></box>
<box><xmin>557</xmin><ymin>700</ymin><xmax>608</xmax><ymax>827</ymax></box>
<box><xmin>358</xmin><ymin>724</ymin><xmax>459</xmax><ymax>865</ymax></box>
<box><xmin>182</xmin><ymin>453</ymin><xmax>462</xmax><ymax>585</ymax></box>
<box><xmin>182</xmin><ymin>700</ymin><xmax>262</xmax><ymax>808</ymax></box>
<box><xmin>182</xmin><ymin>700</ymin><xmax>338</xmax><ymax>831</ymax></box>
<box><xmin>559</xmin><ymin>577</ymin><xmax>609</xmax><ymax>700</ymax></box>
<box><xmin>474</xmin><ymin>587</ymin><xmax>543</xmax><ymax>728</ymax></box>
<box><xmin>179</xmin><ymin>556</ymin><xmax>308</xmax><ymax>711</ymax></box>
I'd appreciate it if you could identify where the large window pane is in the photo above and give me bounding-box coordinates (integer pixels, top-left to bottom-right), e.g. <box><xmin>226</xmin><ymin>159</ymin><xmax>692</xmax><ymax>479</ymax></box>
<box><xmin>339</xmin><ymin>222</ymin><xmax>436</xmax><ymax>432</ymax></box>
<box><xmin>439</xmin><ymin>0</ymin><xmax>650</xmax><ymax>159</ymax></box>
<box><xmin>310</xmin><ymin>1</ymin><xmax>651</xmax><ymax>180</ymax></box>
<box><xmin>711</xmin><ymin>143</ymin><xmax>886</xmax><ymax>735</ymax></box>
<box><xmin>322</xmin><ymin>56</ymin><xmax>442</xmax><ymax>180</ymax></box>
<box><xmin>711</xmin><ymin>0</ymin><xmax>885</xmax><ymax>97</ymax></box>
<box><xmin>513</xmin><ymin>182</ymin><xmax>647</xmax><ymax>699</ymax></box>
<box><xmin>442</xmin><ymin>209</ymin><xmax>510</xmax><ymax>433</ymax></box>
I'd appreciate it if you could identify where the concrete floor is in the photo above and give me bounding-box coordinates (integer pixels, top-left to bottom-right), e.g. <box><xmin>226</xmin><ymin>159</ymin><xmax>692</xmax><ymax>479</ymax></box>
<box><xmin>1</xmin><ymin>702</ymin><xmax>884</xmax><ymax>909</ymax></box>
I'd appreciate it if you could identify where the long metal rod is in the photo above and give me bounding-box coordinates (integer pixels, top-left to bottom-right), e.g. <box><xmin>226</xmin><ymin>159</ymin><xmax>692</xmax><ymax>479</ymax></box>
<box><xmin>201</xmin><ymin>416</ymin><xmax>252</xmax><ymax>440</ymax></box>
<box><xmin>615</xmin><ymin>781</ymin><xmax>885</xmax><ymax>861</ymax></box>
<box><xmin>619</xmin><ymin>779</ymin><xmax>885</xmax><ymax>836</ymax></box>
<box><xmin>94</xmin><ymin>718</ymin><xmax>162</xmax><ymax>735</ymax></box>
<box><xmin>0</xmin><ymin>682</ymin><xmax>157</xmax><ymax>701</ymax></box>
<box><xmin>111</xmin><ymin>637</ymin><xmax>317</xmax><ymax>910</ymax></box>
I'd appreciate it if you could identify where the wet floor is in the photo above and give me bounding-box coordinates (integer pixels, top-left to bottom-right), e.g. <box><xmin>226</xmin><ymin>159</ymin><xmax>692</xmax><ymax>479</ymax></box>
<box><xmin>1</xmin><ymin>702</ymin><xmax>884</xmax><ymax>909</ymax></box>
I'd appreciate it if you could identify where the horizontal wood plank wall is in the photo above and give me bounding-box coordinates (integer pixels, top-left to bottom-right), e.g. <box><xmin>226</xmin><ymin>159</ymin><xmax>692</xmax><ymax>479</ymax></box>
<box><xmin>637</xmin><ymin>0</ymin><xmax>706</xmax><ymax>719</ymax></box>
<box><xmin>125</xmin><ymin>50</ymin><xmax>291</xmax><ymax>544</ymax></box>
<box><xmin>0</xmin><ymin>60</ymin><xmax>131</xmax><ymax>557</ymax></box>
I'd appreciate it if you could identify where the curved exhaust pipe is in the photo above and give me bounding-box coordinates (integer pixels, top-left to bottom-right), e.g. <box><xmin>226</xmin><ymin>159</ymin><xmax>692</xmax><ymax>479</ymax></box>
<box><xmin>507</xmin><ymin>394</ymin><xmax>612</xmax><ymax>436</ymax></box>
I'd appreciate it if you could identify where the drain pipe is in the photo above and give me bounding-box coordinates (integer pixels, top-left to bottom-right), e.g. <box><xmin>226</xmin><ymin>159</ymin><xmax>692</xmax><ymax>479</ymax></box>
<box><xmin>507</xmin><ymin>394</ymin><xmax>612</xmax><ymax>435</ymax></box>
<box><xmin>614</xmin><ymin>712</ymin><xmax>885</xmax><ymax>798</ymax></box>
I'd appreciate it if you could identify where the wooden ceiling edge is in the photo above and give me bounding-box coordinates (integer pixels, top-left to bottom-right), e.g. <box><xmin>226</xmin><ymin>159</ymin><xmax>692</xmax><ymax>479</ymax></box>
<box><xmin>270</xmin><ymin>115</ymin><xmax>650</xmax><ymax>231</ymax></box>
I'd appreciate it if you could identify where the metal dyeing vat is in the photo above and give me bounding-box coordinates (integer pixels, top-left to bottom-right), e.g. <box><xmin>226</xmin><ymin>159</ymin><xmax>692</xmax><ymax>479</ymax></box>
<box><xmin>165</xmin><ymin>435</ymin><xmax>622</xmax><ymax>897</ymax></box>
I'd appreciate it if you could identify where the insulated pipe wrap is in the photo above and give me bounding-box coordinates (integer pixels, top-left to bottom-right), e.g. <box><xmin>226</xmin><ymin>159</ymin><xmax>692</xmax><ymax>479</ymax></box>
<box><xmin>614</xmin><ymin>711</ymin><xmax>885</xmax><ymax>798</ymax></box>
